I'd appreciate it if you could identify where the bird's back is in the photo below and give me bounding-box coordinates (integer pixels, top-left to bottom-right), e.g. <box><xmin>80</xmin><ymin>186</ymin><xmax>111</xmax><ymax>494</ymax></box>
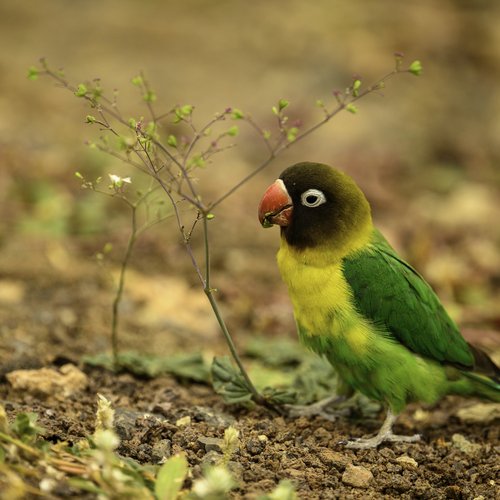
<box><xmin>342</xmin><ymin>229</ymin><xmax>475</xmax><ymax>369</ymax></box>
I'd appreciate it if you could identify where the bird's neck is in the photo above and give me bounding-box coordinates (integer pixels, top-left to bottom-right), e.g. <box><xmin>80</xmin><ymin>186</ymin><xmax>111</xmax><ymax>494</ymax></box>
<box><xmin>279</xmin><ymin>217</ymin><xmax>374</xmax><ymax>268</ymax></box>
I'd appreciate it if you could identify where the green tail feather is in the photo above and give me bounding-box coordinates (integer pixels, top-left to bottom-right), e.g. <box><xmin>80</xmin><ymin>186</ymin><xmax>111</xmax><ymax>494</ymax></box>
<box><xmin>461</xmin><ymin>371</ymin><xmax>500</xmax><ymax>402</ymax></box>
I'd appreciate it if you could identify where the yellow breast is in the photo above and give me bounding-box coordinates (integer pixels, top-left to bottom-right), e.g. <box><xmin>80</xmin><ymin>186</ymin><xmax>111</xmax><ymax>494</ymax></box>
<box><xmin>277</xmin><ymin>239</ymin><xmax>373</xmax><ymax>352</ymax></box>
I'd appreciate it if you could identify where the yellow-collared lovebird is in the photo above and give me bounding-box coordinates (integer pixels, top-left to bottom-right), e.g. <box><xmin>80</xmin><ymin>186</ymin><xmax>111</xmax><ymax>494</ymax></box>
<box><xmin>258</xmin><ymin>162</ymin><xmax>500</xmax><ymax>448</ymax></box>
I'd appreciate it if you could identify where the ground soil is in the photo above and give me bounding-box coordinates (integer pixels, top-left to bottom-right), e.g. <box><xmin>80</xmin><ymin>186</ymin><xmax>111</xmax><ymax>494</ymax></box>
<box><xmin>0</xmin><ymin>236</ymin><xmax>498</xmax><ymax>499</ymax></box>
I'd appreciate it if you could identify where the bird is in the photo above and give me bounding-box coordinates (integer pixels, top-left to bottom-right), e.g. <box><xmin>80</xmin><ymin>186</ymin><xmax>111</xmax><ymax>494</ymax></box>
<box><xmin>258</xmin><ymin>161</ymin><xmax>500</xmax><ymax>448</ymax></box>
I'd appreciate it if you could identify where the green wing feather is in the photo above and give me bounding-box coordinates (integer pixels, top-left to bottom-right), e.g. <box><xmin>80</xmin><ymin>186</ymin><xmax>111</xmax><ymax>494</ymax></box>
<box><xmin>342</xmin><ymin>230</ymin><xmax>474</xmax><ymax>368</ymax></box>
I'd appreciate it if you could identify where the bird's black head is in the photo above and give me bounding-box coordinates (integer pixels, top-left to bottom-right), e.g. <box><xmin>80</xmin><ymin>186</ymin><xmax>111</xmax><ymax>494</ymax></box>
<box><xmin>258</xmin><ymin>162</ymin><xmax>372</xmax><ymax>254</ymax></box>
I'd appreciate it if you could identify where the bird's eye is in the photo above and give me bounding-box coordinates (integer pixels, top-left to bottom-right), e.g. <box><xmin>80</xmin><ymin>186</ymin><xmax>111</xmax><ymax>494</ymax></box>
<box><xmin>300</xmin><ymin>189</ymin><xmax>326</xmax><ymax>208</ymax></box>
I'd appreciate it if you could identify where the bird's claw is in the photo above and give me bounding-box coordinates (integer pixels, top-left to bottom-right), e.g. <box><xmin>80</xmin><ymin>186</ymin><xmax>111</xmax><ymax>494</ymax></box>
<box><xmin>344</xmin><ymin>432</ymin><xmax>421</xmax><ymax>449</ymax></box>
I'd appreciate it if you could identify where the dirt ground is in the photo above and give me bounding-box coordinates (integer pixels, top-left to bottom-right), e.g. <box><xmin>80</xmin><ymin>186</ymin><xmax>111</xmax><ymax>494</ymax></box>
<box><xmin>2</xmin><ymin>367</ymin><xmax>499</xmax><ymax>499</ymax></box>
<box><xmin>0</xmin><ymin>232</ymin><xmax>499</xmax><ymax>499</ymax></box>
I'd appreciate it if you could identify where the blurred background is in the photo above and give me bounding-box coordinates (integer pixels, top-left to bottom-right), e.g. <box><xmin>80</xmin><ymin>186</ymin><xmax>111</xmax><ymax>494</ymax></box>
<box><xmin>0</xmin><ymin>0</ymin><xmax>499</xmax><ymax>361</ymax></box>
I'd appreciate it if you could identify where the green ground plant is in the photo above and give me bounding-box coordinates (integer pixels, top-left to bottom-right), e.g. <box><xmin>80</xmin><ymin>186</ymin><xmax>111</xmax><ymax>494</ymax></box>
<box><xmin>0</xmin><ymin>396</ymin><xmax>298</xmax><ymax>498</ymax></box>
<box><xmin>28</xmin><ymin>54</ymin><xmax>422</xmax><ymax>410</ymax></box>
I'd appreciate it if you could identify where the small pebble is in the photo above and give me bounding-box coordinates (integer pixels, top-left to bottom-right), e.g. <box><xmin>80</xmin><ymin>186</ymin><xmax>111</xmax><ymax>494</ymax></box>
<box><xmin>176</xmin><ymin>415</ymin><xmax>191</xmax><ymax>427</ymax></box>
<box><xmin>198</xmin><ymin>436</ymin><xmax>224</xmax><ymax>453</ymax></box>
<box><xmin>413</xmin><ymin>408</ymin><xmax>431</xmax><ymax>422</ymax></box>
<box><xmin>451</xmin><ymin>434</ymin><xmax>481</xmax><ymax>455</ymax></box>
<box><xmin>342</xmin><ymin>464</ymin><xmax>373</xmax><ymax>488</ymax></box>
<box><xmin>246</xmin><ymin>437</ymin><xmax>265</xmax><ymax>455</ymax></box>
<box><xmin>151</xmin><ymin>439</ymin><xmax>172</xmax><ymax>462</ymax></box>
<box><xmin>6</xmin><ymin>364</ymin><xmax>88</xmax><ymax>399</ymax></box>
<box><xmin>318</xmin><ymin>448</ymin><xmax>349</xmax><ymax>468</ymax></box>
<box><xmin>396</xmin><ymin>455</ymin><xmax>418</xmax><ymax>468</ymax></box>
<box><xmin>200</xmin><ymin>450</ymin><xmax>222</xmax><ymax>467</ymax></box>
<box><xmin>456</xmin><ymin>403</ymin><xmax>500</xmax><ymax>424</ymax></box>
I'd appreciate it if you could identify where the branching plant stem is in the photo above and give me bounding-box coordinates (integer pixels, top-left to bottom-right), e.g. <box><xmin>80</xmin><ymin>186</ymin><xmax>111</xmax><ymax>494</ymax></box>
<box><xmin>210</xmin><ymin>68</ymin><xmax>402</xmax><ymax>210</ymax></box>
<box><xmin>34</xmin><ymin>56</ymin><xmax>420</xmax><ymax>410</ymax></box>
<box><xmin>201</xmin><ymin>217</ymin><xmax>268</xmax><ymax>406</ymax></box>
<box><xmin>111</xmin><ymin>205</ymin><xmax>137</xmax><ymax>367</ymax></box>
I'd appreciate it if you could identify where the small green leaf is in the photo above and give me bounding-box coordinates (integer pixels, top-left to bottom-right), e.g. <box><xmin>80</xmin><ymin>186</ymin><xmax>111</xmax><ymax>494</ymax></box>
<box><xmin>206</xmin><ymin>213</ymin><xmax>215</xmax><ymax>220</ymax></box>
<box><xmin>128</xmin><ymin>118</ymin><xmax>137</xmax><ymax>129</ymax></box>
<box><xmin>84</xmin><ymin>352</ymin><xmax>210</xmax><ymax>382</ymax></box>
<box><xmin>173</xmin><ymin>104</ymin><xmax>194</xmax><ymax>123</ymax></box>
<box><xmin>189</xmin><ymin>154</ymin><xmax>205</xmax><ymax>168</ymax></box>
<box><xmin>180</xmin><ymin>104</ymin><xmax>193</xmax><ymax>116</ymax></box>
<box><xmin>227</xmin><ymin>125</ymin><xmax>239</xmax><ymax>137</ymax></box>
<box><xmin>346</xmin><ymin>104</ymin><xmax>358</xmax><ymax>114</ymax></box>
<box><xmin>86</xmin><ymin>115</ymin><xmax>96</xmax><ymax>124</ymax></box>
<box><xmin>263</xmin><ymin>130</ymin><xmax>271</xmax><ymax>140</ymax></box>
<box><xmin>155</xmin><ymin>454</ymin><xmax>189</xmax><ymax>500</ymax></box>
<box><xmin>211</xmin><ymin>357</ymin><xmax>253</xmax><ymax>405</ymax></box>
<box><xmin>271</xmin><ymin>106</ymin><xmax>279</xmax><ymax>116</ymax></box>
<box><xmin>245</xmin><ymin>337</ymin><xmax>305</xmax><ymax>366</ymax></box>
<box><xmin>408</xmin><ymin>60</ymin><xmax>423</xmax><ymax>76</ymax></box>
<box><xmin>27</xmin><ymin>66</ymin><xmax>39</xmax><ymax>81</ymax></box>
<box><xmin>278</xmin><ymin>99</ymin><xmax>289</xmax><ymax>111</ymax></box>
<box><xmin>292</xmin><ymin>357</ymin><xmax>340</xmax><ymax>405</ymax></box>
<box><xmin>75</xmin><ymin>83</ymin><xmax>88</xmax><ymax>97</ymax></box>
<box><xmin>231</xmin><ymin>108</ymin><xmax>244</xmax><ymax>119</ymax></box>
<box><xmin>286</xmin><ymin>127</ymin><xmax>299</xmax><ymax>142</ymax></box>
<box><xmin>352</xmin><ymin>79</ymin><xmax>362</xmax><ymax>97</ymax></box>
<box><xmin>75</xmin><ymin>172</ymin><xmax>84</xmax><ymax>180</ymax></box>
<box><xmin>167</xmin><ymin>134</ymin><xmax>178</xmax><ymax>147</ymax></box>
<box><xmin>315</xmin><ymin>99</ymin><xmax>324</xmax><ymax>107</ymax></box>
<box><xmin>143</xmin><ymin>90</ymin><xmax>157</xmax><ymax>102</ymax></box>
<box><xmin>262</xmin><ymin>387</ymin><xmax>297</xmax><ymax>405</ymax></box>
<box><xmin>138</xmin><ymin>136</ymin><xmax>152</xmax><ymax>151</ymax></box>
<box><xmin>131</xmin><ymin>75</ymin><xmax>143</xmax><ymax>87</ymax></box>
<box><xmin>11</xmin><ymin>413</ymin><xmax>43</xmax><ymax>441</ymax></box>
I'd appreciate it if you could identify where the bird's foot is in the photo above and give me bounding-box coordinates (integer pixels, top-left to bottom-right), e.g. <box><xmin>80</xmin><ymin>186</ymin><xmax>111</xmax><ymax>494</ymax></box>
<box><xmin>284</xmin><ymin>395</ymin><xmax>349</xmax><ymax>421</ymax></box>
<box><xmin>344</xmin><ymin>431</ymin><xmax>421</xmax><ymax>449</ymax></box>
<box><xmin>343</xmin><ymin>408</ymin><xmax>421</xmax><ymax>449</ymax></box>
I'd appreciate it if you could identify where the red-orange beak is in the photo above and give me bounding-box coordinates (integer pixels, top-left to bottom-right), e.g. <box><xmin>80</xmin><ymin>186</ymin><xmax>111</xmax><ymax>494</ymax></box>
<box><xmin>258</xmin><ymin>179</ymin><xmax>293</xmax><ymax>228</ymax></box>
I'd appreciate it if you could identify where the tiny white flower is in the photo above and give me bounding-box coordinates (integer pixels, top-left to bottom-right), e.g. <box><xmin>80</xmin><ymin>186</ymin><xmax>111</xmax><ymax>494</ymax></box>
<box><xmin>93</xmin><ymin>429</ymin><xmax>120</xmax><ymax>451</ymax></box>
<box><xmin>108</xmin><ymin>174</ymin><xmax>121</xmax><ymax>184</ymax></box>
<box><xmin>108</xmin><ymin>174</ymin><xmax>132</xmax><ymax>189</ymax></box>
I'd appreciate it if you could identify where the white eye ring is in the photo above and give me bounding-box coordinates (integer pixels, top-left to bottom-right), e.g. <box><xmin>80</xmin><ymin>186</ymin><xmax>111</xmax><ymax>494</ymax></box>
<box><xmin>300</xmin><ymin>188</ymin><xmax>326</xmax><ymax>208</ymax></box>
